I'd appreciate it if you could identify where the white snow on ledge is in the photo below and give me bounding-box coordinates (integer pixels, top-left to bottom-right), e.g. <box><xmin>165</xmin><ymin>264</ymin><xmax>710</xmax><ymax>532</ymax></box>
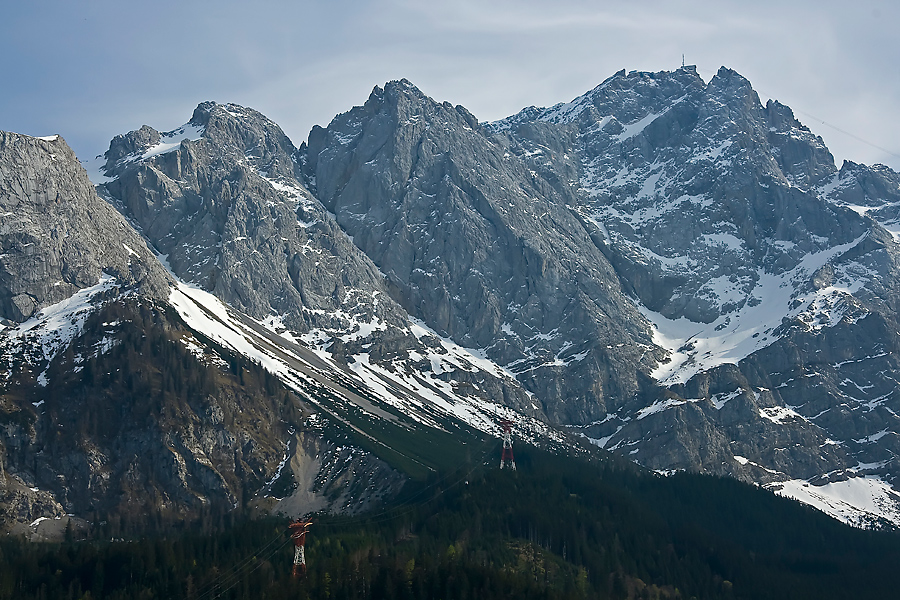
<box><xmin>166</xmin><ymin>279</ymin><xmax>294</xmax><ymax>379</ymax></box>
<box><xmin>635</xmin><ymin>396</ymin><xmax>701</xmax><ymax>420</ymax></box>
<box><xmin>731</xmin><ymin>455</ymin><xmax>900</xmax><ymax>528</ymax></box>
<box><xmin>132</xmin><ymin>123</ymin><xmax>205</xmax><ymax>164</ymax></box>
<box><xmin>644</xmin><ymin>232</ymin><xmax>870</xmax><ymax>385</ymax></box>
<box><xmin>81</xmin><ymin>123</ymin><xmax>205</xmax><ymax>186</ymax></box>
<box><xmin>770</xmin><ymin>476</ymin><xmax>900</xmax><ymax>529</ymax></box>
<box><xmin>159</xmin><ymin>256</ymin><xmax>554</xmax><ymax>445</ymax></box>
<box><xmin>0</xmin><ymin>275</ymin><xmax>119</xmax><ymax>376</ymax></box>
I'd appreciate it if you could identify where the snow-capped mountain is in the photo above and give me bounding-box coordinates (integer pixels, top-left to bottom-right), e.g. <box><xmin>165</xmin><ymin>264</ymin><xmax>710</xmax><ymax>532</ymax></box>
<box><xmin>299</xmin><ymin>80</ymin><xmax>663</xmax><ymax>425</ymax></box>
<box><xmin>492</xmin><ymin>66</ymin><xmax>900</xmax><ymax>527</ymax></box>
<box><xmin>95</xmin><ymin>100</ymin><xmax>548</xmax><ymax>435</ymax></box>
<box><xmin>0</xmin><ymin>103</ymin><xmax>560</xmax><ymax>536</ymax></box>
<box><xmin>4</xmin><ymin>66</ymin><xmax>900</xmax><ymax>532</ymax></box>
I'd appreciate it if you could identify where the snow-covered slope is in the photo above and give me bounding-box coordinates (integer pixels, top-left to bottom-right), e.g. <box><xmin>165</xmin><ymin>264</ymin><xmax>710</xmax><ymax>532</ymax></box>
<box><xmin>772</xmin><ymin>473</ymin><xmax>900</xmax><ymax>529</ymax></box>
<box><xmin>643</xmin><ymin>231</ymin><xmax>871</xmax><ymax>385</ymax></box>
<box><xmin>493</xmin><ymin>66</ymin><xmax>900</xmax><ymax>527</ymax></box>
<box><xmin>164</xmin><ymin>259</ymin><xmax>559</xmax><ymax>447</ymax></box>
<box><xmin>0</xmin><ymin>274</ymin><xmax>121</xmax><ymax>388</ymax></box>
<box><xmin>9</xmin><ymin>67</ymin><xmax>900</xmax><ymax>530</ymax></box>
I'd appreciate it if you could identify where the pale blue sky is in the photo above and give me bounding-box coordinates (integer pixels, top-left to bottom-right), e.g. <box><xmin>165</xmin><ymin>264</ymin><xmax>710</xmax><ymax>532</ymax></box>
<box><xmin>3</xmin><ymin>0</ymin><xmax>898</xmax><ymax>170</ymax></box>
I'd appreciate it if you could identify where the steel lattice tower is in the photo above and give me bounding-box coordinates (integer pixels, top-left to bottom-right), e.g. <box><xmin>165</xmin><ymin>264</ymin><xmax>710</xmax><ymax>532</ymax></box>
<box><xmin>288</xmin><ymin>518</ymin><xmax>314</xmax><ymax>578</ymax></box>
<box><xmin>499</xmin><ymin>419</ymin><xmax>516</xmax><ymax>470</ymax></box>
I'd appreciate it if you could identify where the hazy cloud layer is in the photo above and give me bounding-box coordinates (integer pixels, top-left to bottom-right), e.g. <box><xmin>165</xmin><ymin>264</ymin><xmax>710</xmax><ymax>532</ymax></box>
<box><xmin>2</xmin><ymin>0</ymin><xmax>898</xmax><ymax>170</ymax></box>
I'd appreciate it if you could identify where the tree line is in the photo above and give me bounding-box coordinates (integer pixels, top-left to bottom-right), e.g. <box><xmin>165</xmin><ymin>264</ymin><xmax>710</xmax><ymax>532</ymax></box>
<box><xmin>3</xmin><ymin>444</ymin><xmax>900</xmax><ymax>599</ymax></box>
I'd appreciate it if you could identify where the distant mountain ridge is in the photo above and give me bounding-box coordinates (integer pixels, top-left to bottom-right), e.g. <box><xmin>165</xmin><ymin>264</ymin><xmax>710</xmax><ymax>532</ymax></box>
<box><xmin>3</xmin><ymin>66</ymin><xmax>900</xmax><ymax>532</ymax></box>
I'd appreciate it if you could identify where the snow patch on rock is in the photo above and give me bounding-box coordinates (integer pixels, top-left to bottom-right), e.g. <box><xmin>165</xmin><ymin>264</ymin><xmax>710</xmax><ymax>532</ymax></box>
<box><xmin>771</xmin><ymin>476</ymin><xmax>900</xmax><ymax>529</ymax></box>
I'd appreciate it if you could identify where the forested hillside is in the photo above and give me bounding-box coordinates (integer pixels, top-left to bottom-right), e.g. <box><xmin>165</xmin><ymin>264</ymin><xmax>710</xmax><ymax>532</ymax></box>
<box><xmin>3</xmin><ymin>446</ymin><xmax>899</xmax><ymax>600</ymax></box>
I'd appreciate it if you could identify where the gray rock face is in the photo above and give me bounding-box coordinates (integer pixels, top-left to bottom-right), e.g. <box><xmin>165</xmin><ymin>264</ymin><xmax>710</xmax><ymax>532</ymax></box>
<box><xmin>8</xmin><ymin>66</ymin><xmax>900</xmax><ymax>527</ymax></box>
<box><xmin>0</xmin><ymin>132</ymin><xmax>169</xmax><ymax>321</ymax></box>
<box><xmin>0</xmin><ymin>125</ymin><xmax>409</xmax><ymax>532</ymax></box>
<box><xmin>494</xmin><ymin>67</ymin><xmax>871</xmax><ymax>324</ymax></box>
<box><xmin>302</xmin><ymin>80</ymin><xmax>663</xmax><ymax>424</ymax></box>
<box><xmin>105</xmin><ymin>125</ymin><xmax>161</xmax><ymax>165</ymax></box>
<box><xmin>819</xmin><ymin>160</ymin><xmax>900</xmax><ymax>238</ymax></box>
<box><xmin>102</xmin><ymin>102</ymin><xmax>410</xmax><ymax>338</ymax></box>
<box><xmin>100</xmin><ymin>101</ymin><xmax>537</xmax><ymax>422</ymax></box>
<box><xmin>270</xmin><ymin>428</ymin><xmax>406</xmax><ymax>518</ymax></box>
<box><xmin>0</xmin><ymin>299</ymin><xmax>404</xmax><ymax>530</ymax></box>
<box><xmin>491</xmin><ymin>66</ymin><xmax>900</xmax><ymax>494</ymax></box>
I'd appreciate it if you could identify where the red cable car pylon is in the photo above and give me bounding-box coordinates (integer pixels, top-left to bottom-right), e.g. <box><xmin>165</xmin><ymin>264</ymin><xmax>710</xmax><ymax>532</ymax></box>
<box><xmin>288</xmin><ymin>518</ymin><xmax>313</xmax><ymax>578</ymax></box>
<box><xmin>498</xmin><ymin>419</ymin><xmax>516</xmax><ymax>470</ymax></box>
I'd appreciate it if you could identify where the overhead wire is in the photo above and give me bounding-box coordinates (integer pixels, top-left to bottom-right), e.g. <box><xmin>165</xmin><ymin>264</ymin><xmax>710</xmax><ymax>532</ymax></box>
<box><xmin>314</xmin><ymin>432</ymin><xmax>502</xmax><ymax>530</ymax></box>
<box><xmin>192</xmin><ymin>533</ymin><xmax>295</xmax><ymax>600</ymax></box>
<box><xmin>186</xmin><ymin>429</ymin><xmax>508</xmax><ymax>598</ymax></box>
<box><xmin>790</xmin><ymin>109</ymin><xmax>900</xmax><ymax>161</ymax></box>
<box><xmin>694</xmin><ymin>65</ymin><xmax>900</xmax><ymax>162</ymax></box>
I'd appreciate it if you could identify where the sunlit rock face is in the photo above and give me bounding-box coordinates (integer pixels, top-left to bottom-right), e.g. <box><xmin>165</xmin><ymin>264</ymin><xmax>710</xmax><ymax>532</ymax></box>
<box><xmin>6</xmin><ymin>65</ymin><xmax>900</xmax><ymax>530</ymax></box>
<box><xmin>301</xmin><ymin>79</ymin><xmax>662</xmax><ymax>426</ymax></box>
<box><xmin>491</xmin><ymin>66</ymin><xmax>900</xmax><ymax>507</ymax></box>
<box><xmin>0</xmin><ymin>132</ymin><xmax>168</xmax><ymax>322</ymax></box>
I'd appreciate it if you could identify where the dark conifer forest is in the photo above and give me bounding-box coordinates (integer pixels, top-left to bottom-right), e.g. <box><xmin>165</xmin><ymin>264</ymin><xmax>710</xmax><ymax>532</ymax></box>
<box><xmin>3</xmin><ymin>443</ymin><xmax>899</xmax><ymax>600</ymax></box>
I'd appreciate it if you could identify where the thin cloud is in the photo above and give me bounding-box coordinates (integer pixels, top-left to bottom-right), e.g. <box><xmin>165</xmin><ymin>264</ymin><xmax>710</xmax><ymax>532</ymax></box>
<box><xmin>0</xmin><ymin>0</ymin><xmax>897</xmax><ymax>170</ymax></box>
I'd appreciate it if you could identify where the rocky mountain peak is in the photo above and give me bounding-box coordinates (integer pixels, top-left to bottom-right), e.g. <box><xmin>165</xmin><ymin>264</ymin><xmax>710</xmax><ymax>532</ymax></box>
<box><xmin>818</xmin><ymin>158</ymin><xmax>900</xmax><ymax>239</ymax></box>
<box><xmin>382</xmin><ymin>78</ymin><xmax>426</xmax><ymax>102</ymax></box>
<box><xmin>199</xmin><ymin>102</ymin><xmax>297</xmax><ymax>178</ymax></box>
<box><xmin>0</xmin><ymin>131</ymin><xmax>169</xmax><ymax>322</ymax></box>
<box><xmin>7</xmin><ymin>66</ymin><xmax>900</xmax><ymax>531</ymax></box>
<box><xmin>704</xmin><ymin>67</ymin><xmax>769</xmax><ymax>116</ymax></box>
<box><xmin>763</xmin><ymin>99</ymin><xmax>836</xmax><ymax>189</ymax></box>
<box><xmin>98</xmin><ymin>96</ymin><xmax>545</xmax><ymax>443</ymax></box>
<box><xmin>764</xmin><ymin>99</ymin><xmax>800</xmax><ymax>130</ymax></box>
<box><xmin>104</xmin><ymin>125</ymin><xmax>162</xmax><ymax>166</ymax></box>
<box><xmin>543</xmin><ymin>66</ymin><xmax>705</xmax><ymax>128</ymax></box>
<box><xmin>301</xmin><ymin>78</ymin><xmax>664</xmax><ymax>423</ymax></box>
<box><xmin>101</xmin><ymin>102</ymin><xmax>387</xmax><ymax>324</ymax></box>
<box><xmin>188</xmin><ymin>100</ymin><xmax>217</xmax><ymax>127</ymax></box>
<box><xmin>487</xmin><ymin>66</ymin><xmax>900</xmax><ymax>522</ymax></box>
<box><xmin>707</xmin><ymin>65</ymin><xmax>754</xmax><ymax>92</ymax></box>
